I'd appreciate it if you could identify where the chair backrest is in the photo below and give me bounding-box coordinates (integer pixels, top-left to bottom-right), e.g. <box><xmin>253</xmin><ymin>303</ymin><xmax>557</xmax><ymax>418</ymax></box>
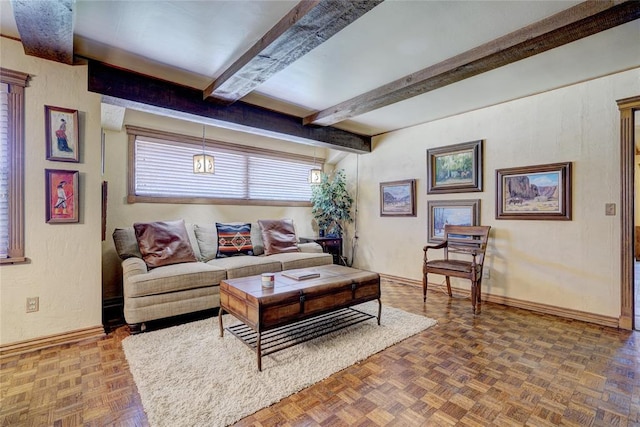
<box><xmin>443</xmin><ymin>225</ymin><xmax>491</xmax><ymax>265</ymax></box>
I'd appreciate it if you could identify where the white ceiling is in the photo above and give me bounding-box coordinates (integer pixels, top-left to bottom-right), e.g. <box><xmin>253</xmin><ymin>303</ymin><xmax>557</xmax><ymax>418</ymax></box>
<box><xmin>1</xmin><ymin>0</ymin><xmax>639</xmax><ymax>137</ymax></box>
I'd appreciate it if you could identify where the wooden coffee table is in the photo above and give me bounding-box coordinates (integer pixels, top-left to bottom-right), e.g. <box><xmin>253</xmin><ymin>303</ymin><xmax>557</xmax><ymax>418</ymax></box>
<box><xmin>219</xmin><ymin>264</ymin><xmax>381</xmax><ymax>371</ymax></box>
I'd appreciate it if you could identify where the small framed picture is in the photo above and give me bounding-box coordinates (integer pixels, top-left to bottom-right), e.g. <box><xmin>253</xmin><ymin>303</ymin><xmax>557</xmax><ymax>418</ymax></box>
<box><xmin>380</xmin><ymin>179</ymin><xmax>416</xmax><ymax>217</ymax></box>
<box><xmin>427</xmin><ymin>140</ymin><xmax>483</xmax><ymax>194</ymax></box>
<box><xmin>45</xmin><ymin>169</ymin><xmax>79</xmax><ymax>223</ymax></box>
<box><xmin>45</xmin><ymin>105</ymin><xmax>79</xmax><ymax>162</ymax></box>
<box><xmin>427</xmin><ymin>199</ymin><xmax>480</xmax><ymax>243</ymax></box>
<box><xmin>496</xmin><ymin>162</ymin><xmax>572</xmax><ymax>220</ymax></box>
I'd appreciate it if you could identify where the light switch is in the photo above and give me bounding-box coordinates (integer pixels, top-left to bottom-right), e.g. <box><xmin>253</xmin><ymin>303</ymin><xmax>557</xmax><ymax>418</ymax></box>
<box><xmin>605</xmin><ymin>203</ymin><xmax>616</xmax><ymax>216</ymax></box>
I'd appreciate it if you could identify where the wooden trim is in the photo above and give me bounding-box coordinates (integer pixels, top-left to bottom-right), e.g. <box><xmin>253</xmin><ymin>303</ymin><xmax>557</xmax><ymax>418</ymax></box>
<box><xmin>0</xmin><ymin>256</ymin><xmax>28</xmax><ymax>265</ymax></box>
<box><xmin>483</xmin><ymin>293</ymin><xmax>619</xmax><ymax>329</ymax></box>
<box><xmin>1</xmin><ymin>68</ymin><xmax>28</xmax><ymax>262</ymax></box>
<box><xmin>88</xmin><ymin>61</ymin><xmax>371</xmax><ymax>153</ymax></box>
<box><xmin>379</xmin><ymin>274</ymin><xmax>619</xmax><ymax>328</ymax></box>
<box><xmin>617</xmin><ymin>95</ymin><xmax>640</xmax><ymax>330</ymax></box>
<box><xmin>203</xmin><ymin>0</ymin><xmax>382</xmax><ymax>104</ymax></box>
<box><xmin>305</xmin><ymin>1</ymin><xmax>640</xmax><ymax>126</ymax></box>
<box><xmin>0</xmin><ymin>68</ymin><xmax>29</xmax><ymax>86</ymax></box>
<box><xmin>127</xmin><ymin>195</ymin><xmax>312</xmax><ymax>207</ymax></box>
<box><xmin>0</xmin><ymin>326</ymin><xmax>105</xmax><ymax>357</ymax></box>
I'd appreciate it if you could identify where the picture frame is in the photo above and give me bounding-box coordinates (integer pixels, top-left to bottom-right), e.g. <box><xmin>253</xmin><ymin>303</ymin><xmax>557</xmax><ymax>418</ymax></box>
<box><xmin>380</xmin><ymin>179</ymin><xmax>416</xmax><ymax>217</ymax></box>
<box><xmin>427</xmin><ymin>140</ymin><xmax>483</xmax><ymax>194</ymax></box>
<box><xmin>496</xmin><ymin>162</ymin><xmax>572</xmax><ymax>220</ymax></box>
<box><xmin>45</xmin><ymin>105</ymin><xmax>79</xmax><ymax>162</ymax></box>
<box><xmin>45</xmin><ymin>169</ymin><xmax>79</xmax><ymax>223</ymax></box>
<box><xmin>427</xmin><ymin>199</ymin><xmax>480</xmax><ymax>243</ymax></box>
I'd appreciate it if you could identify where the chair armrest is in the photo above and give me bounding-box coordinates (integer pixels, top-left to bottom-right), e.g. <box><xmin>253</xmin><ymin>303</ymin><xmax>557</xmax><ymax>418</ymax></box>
<box><xmin>423</xmin><ymin>241</ymin><xmax>447</xmax><ymax>252</ymax></box>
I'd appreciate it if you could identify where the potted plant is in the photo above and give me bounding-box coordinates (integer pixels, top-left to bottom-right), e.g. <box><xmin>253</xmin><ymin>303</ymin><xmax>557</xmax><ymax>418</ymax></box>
<box><xmin>310</xmin><ymin>169</ymin><xmax>353</xmax><ymax>237</ymax></box>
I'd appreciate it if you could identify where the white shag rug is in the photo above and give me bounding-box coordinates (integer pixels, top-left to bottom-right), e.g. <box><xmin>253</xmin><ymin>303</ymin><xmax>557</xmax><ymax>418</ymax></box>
<box><xmin>122</xmin><ymin>301</ymin><xmax>437</xmax><ymax>427</ymax></box>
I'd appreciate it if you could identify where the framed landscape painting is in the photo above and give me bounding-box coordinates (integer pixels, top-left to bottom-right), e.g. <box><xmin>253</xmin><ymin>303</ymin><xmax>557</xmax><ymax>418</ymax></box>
<box><xmin>380</xmin><ymin>179</ymin><xmax>416</xmax><ymax>217</ymax></box>
<box><xmin>45</xmin><ymin>105</ymin><xmax>79</xmax><ymax>162</ymax></box>
<box><xmin>427</xmin><ymin>140</ymin><xmax>483</xmax><ymax>194</ymax></box>
<box><xmin>496</xmin><ymin>162</ymin><xmax>572</xmax><ymax>220</ymax></box>
<box><xmin>427</xmin><ymin>199</ymin><xmax>480</xmax><ymax>243</ymax></box>
<box><xmin>45</xmin><ymin>169</ymin><xmax>79</xmax><ymax>223</ymax></box>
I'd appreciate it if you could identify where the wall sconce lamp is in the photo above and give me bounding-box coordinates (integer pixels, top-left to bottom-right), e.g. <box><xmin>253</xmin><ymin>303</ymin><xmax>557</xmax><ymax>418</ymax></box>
<box><xmin>308</xmin><ymin>168</ymin><xmax>322</xmax><ymax>184</ymax></box>
<box><xmin>193</xmin><ymin>125</ymin><xmax>215</xmax><ymax>174</ymax></box>
<box><xmin>308</xmin><ymin>147</ymin><xmax>322</xmax><ymax>184</ymax></box>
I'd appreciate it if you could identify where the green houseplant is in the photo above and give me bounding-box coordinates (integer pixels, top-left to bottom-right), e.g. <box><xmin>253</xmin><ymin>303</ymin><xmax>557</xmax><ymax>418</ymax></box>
<box><xmin>310</xmin><ymin>169</ymin><xmax>353</xmax><ymax>237</ymax></box>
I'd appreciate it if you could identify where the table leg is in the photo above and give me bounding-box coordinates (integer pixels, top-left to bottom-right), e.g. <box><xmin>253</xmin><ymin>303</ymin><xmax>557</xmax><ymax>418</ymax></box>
<box><xmin>377</xmin><ymin>298</ymin><xmax>382</xmax><ymax>325</ymax></box>
<box><xmin>257</xmin><ymin>331</ymin><xmax>262</xmax><ymax>371</ymax></box>
<box><xmin>219</xmin><ymin>307</ymin><xmax>225</xmax><ymax>337</ymax></box>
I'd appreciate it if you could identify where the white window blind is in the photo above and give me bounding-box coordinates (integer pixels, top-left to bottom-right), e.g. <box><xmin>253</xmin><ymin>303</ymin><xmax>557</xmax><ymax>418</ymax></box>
<box><xmin>0</xmin><ymin>83</ymin><xmax>9</xmax><ymax>258</ymax></box>
<box><xmin>134</xmin><ymin>136</ymin><xmax>318</xmax><ymax>203</ymax></box>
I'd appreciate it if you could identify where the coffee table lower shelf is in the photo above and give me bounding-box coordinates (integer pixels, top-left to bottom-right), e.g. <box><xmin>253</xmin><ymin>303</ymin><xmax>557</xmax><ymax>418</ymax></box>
<box><xmin>225</xmin><ymin>307</ymin><xmax>378</xmax><ymax>369</ymax></box>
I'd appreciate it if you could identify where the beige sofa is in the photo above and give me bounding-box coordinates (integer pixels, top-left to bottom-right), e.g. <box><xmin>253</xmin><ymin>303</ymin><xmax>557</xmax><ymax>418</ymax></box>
<box><xmin>113</xmin><ymin>219</ymin><xmax>332</xmax><ymax>332</ymax></box>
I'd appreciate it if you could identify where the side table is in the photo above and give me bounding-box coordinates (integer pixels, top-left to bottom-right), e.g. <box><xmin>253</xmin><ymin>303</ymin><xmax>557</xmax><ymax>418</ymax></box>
<box><xmin>301</xmin><ymin>236</ymin><xmax>343</xmax><ymax>265</ymax></box>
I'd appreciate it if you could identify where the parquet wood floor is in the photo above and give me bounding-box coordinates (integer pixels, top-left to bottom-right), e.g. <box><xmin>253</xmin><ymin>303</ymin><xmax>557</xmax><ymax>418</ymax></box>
<box><xmin>1</xmin><ymin>280</ymin><xmax>639</xmax><ymax>426</ymax></box>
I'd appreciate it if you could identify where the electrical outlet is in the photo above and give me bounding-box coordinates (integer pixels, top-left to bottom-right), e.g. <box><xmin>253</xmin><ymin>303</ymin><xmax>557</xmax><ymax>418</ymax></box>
<box><xmin>605</xmin><ymin>203</ymin><xmax>616</xmax><ymax>216</ymax></box>
<box><xmin>26</xmin><ymin>297</ymin><xmax>39</xmax><ymax>313</ymax></box>
<box><xmin>483</xmin><ymin>269</ymin><xmax>490</xmax><ymax>279</ymax></box>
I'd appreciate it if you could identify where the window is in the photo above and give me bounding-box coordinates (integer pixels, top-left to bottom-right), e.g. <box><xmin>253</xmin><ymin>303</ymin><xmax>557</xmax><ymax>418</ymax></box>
<box><xmin>0</xmin><ymin>68</ymin><xmax>29</xmax><ymax>264</ymax></box>
<box><xmin>127</xmin><ymin>126</ymin><xmax>322</xmax><ymax>206</ymax></box>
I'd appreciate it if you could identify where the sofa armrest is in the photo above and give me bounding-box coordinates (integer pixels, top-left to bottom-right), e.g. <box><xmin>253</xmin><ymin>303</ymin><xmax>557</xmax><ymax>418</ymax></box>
<box><xmin>122</xmin><ymin>257</ymin><xmax>148</xmax><ymax>281</ymax></box>
<box><xmin>298</xmin><ymin>242</ymin><xmax>323</xmax><ymax>254</ymax></box>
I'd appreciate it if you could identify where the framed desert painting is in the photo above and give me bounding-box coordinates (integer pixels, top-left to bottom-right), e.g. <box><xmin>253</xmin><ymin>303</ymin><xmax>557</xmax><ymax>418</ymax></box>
<box><xmin>427</xmin><ymin>199</ymin><xmax>480</xmax><ymax>243</ymax></box>
<box><xmin>427</xmin><ymin>140</ymin><xmax>483</xmax><ymax>194</ymax></box>
<box><xmin>380</xmin><ymin>179</ymin><xmax>416</xmax><ymax>217</ymax></box>
<box><xmin>45</xmin><ymin>169</ymin><xmax>79</xmax><ymax>223</ymax></box>
<box><xmin>496</xmin><ymin>162</ymin><xmax>572</xmax><ymax>220</ymax></box>
<box><xmin>45</xmin><ymin>105</ymin><xmax>79</xmax><ymax>162</ymax></box>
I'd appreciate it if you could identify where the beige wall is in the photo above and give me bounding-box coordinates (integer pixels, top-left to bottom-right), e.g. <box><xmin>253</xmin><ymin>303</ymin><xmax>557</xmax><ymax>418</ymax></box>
<box><xmin>339</xmin><ymin>68</ymin><xmax>639</xmax><ymax>318</ymax></box>
<box><xmin>0</xmin><ymin>39</ymin><xmax>103</xmax><ymax>344</ymax></box>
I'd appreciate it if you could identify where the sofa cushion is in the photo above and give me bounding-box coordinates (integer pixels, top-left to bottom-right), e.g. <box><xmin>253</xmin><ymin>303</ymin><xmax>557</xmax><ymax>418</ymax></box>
<box><xmin>266</xmin><ymin>252</ymin><xmax>333</xmax><ymax>270</ymax></box>
<box><xmin>113</xmin><ymin>227</ymin><xmax>143</xmax><ymax>260</ymax></box>
<box><xmin>125</xmin><ymin>261</ymin><xmax>227</xmax><ymax>298</ymax></box>
<box><xmin>194</xmin><ymin>223</ymin><xmax>218</xmax><ymax>262</ymax></box>
<box><xmin>251</xmin><ymin>223</ymin><xmax>265</xmax><ymax>256</ymax></box>
<box><xmin>216</xmin><ymin>223</ymin><xmax>254</xmax><ymax>257</ymax></box>
<box><xmin>134</xmin><ymin>220</ymin><xmax>198</xmax><ymax>268</ymax></box>
<box><xmin>207</xmin><ymin>256</ymin><xmax>282</xmax><ymax>279</ymax></box>
<box><xmin>184</xmin><ymin>223</ymin><xmax>203</xmax><ymax>261</ymax></box>
<box><xmin>258</xmin><ymin>219</ymin><xmax>300</xmax><ymax>256</ymax></box>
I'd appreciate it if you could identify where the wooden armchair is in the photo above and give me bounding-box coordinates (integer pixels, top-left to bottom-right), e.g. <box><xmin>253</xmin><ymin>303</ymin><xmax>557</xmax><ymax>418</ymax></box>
<box><xmin>423</xmin><ymin>225</ymin><xmax>491</xmax><ymax>314</ymax></box>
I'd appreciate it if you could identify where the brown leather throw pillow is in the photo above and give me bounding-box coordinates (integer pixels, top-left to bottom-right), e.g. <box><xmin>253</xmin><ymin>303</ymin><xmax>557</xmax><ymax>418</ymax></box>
<box><xmin>258</xmin><ymin>219</ymin><xmax>300</xmax><ymax>256</ymax></box>
<box><xmin>134</xmin><ymin>219</ymin><xmax>197</xmax><ymax>268</ymax></box>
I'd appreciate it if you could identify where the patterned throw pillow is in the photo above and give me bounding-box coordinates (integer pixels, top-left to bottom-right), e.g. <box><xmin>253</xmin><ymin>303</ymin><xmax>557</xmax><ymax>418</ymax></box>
<box><xmin>216</xmin><ymin>223</ymin><xmax>254</xmax><ymax>258</ymax></box>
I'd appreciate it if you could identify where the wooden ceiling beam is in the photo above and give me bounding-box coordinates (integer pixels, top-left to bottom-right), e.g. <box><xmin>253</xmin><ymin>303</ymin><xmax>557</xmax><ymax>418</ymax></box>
<box><xmin>203</xmin><ymin>0</ymin><xmax>384</xmax><ymax>104</ymax></box>
<box><xmin>304</xmin><ymin>0</ymin><xmax>640</xmax><ymax>126</ymax></box>
<box><xmin>87</xmin><ymin>61</ymin><xmax>371</xmax><ymax>153</ymax></box>
<box><xmin>10</xmin><ymin>0</ymin><xmax>75</xmax><ymax>64</ymax></box>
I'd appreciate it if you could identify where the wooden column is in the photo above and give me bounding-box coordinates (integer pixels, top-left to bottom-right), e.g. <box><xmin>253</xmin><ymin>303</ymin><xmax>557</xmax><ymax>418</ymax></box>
<box><xmin>617</xmin><ymin>95</ymin><xmax>640</xmax><ymax>330</ymax></box>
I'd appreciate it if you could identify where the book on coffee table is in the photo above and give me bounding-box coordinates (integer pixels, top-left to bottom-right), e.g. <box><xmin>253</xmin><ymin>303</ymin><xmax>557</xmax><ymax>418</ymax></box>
<box><xmin>282</xmin><ymin>271</ymin><xmax>321</xmax><ymax>280</ymax></box>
